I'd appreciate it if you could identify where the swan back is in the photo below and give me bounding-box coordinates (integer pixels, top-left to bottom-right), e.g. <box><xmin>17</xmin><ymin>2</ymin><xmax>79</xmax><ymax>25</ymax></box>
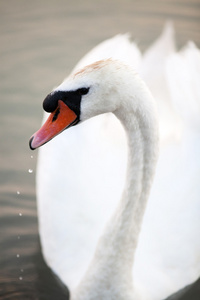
<box><xmin>133</xmin><ymin>41</ymin><xmax>200</xmax><ymax>300</ymax></box>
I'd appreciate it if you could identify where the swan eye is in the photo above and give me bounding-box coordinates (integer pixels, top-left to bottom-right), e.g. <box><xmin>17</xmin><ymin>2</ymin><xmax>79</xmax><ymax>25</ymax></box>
<box><xmin>77</xmin><ymin>88</ymin><xmax>90</xmax><ymax>95</ymax></box>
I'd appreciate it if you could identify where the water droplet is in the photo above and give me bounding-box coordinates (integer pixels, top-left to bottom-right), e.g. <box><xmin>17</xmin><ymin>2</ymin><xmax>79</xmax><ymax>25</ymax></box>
<box><xmin>19</xmin><ymin>213</ymin><xmax>22</xmax><ymax>217</ymax></box>
<box><xmin>20</xmin><ymin>269</ymin><xmax>24</xmax><ymax>272</ymax></box>
<box><xmin>16</xmin><ymin>254</ymin><xmax>20</xmax><ymax>258</ymax></box>
<box><xmin>19</xmin><ymin>276</ymin><xmax>23</xmax><ymax>280</ymax></box>
<box><xmin>17</xmin><ymin>191</ymin><xmax>20</xmax><ymax>195</ymax></box>
<box><xmin>17</xmin><ymin>235</ymin><xmax>20</xmax><ymax>239</ymax></box>
<box><xmin>30</xmin><ymin>155</ymin><xmax>33</xmax><ymax>159</ymax></box>
<box><xmin>28</xmin><ymin>169</ymin><xmax>33</xmax><ymax>173</ymax></box>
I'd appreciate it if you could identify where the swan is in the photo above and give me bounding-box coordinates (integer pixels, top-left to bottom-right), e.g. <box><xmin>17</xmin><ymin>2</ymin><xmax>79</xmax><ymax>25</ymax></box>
<box><xmin>30</xmin><ymin>58</ymin><xmax>159</xmax><ymax>299</ymax></box>
<box><xmin>29</xmin><ymin>26</ymin><xmax>200</xmax><ymax>299</ymax></box>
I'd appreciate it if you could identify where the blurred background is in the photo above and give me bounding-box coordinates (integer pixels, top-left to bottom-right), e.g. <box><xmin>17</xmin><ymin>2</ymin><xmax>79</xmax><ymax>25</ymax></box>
<box><xmin>0</xmin><ymin>0</ymin><xmax>200</xmax><ymax>299</ymax></box>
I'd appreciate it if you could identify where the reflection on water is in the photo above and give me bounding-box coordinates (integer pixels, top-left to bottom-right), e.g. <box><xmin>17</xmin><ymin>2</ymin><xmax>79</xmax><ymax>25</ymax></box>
<box><xmin>0</xmin><ymin>0</ymin><xmax>200</xmax><ymax>298</ymax></box>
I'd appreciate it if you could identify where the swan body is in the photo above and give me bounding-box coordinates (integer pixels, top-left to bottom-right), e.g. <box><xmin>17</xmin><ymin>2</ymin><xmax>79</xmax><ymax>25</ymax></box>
<box><xmin>31</xmin><ymin>25</ymin><xmax>200</xmax><ymax>300</ymax></box>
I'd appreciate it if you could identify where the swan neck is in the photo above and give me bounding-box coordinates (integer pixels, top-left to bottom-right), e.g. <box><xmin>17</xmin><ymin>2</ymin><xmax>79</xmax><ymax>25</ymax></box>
<box><xmin>113</xmin><ymin>104</ymin><xmax>158</xmax><ymax>260</ymax></box>
<box><xmin>73</xmin><ymin>78</ymin><xmax>159</xmax><ymax>299</ymax></box>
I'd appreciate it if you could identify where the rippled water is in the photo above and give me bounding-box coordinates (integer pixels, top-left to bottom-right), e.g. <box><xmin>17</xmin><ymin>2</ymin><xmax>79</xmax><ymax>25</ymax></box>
<box><xmin>0</xmin><ymin>0</ymin><xmax>200</xmax><ymax>299</ymax></box>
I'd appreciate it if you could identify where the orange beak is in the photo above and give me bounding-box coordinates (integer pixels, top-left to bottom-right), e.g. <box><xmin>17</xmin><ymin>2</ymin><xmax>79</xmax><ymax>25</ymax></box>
<box><xmin>29</xmin><ymin>100</ymin><xmax>78</xmax><ymax>150</ymax></box>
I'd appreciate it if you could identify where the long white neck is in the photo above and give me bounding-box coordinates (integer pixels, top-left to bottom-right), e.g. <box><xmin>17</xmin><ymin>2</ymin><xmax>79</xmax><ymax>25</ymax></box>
<box><xmin>72</xmin><ymin>77</ymin><xmax>159</xmax><ymax>300</ymax></box>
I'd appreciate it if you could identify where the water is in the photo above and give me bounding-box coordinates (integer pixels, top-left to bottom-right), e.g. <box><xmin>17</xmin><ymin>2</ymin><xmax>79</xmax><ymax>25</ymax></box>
<box><xmin>0</xmin><ymin>0</ymin><xmax>200</xmax><ymax>299</ymax></box>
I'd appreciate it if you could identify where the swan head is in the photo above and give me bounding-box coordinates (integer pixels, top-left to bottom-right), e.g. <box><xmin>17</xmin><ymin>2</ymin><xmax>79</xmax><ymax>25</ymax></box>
<box><xmin>29</xmin><ymin>59</ymin><xmax>139</xmax><ymax>150</ymax></box>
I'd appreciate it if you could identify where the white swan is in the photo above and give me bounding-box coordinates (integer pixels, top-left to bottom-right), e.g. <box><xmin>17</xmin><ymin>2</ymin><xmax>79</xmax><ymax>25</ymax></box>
<box><xmin>30</xmin><ymin>26</ymin><xmax>200</xmax><ymax>300</ymax></box>
<box><xmin>30</xmin><ymin>58</ymin><xmax>159</xmax><ymax>299</ymax></box>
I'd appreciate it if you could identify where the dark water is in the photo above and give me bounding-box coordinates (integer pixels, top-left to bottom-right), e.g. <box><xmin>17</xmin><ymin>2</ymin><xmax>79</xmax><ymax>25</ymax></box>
<box><xmin>0</xmin><ymin>0</ymin><xmax>200</xmax><ymax>299</ymax></box>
